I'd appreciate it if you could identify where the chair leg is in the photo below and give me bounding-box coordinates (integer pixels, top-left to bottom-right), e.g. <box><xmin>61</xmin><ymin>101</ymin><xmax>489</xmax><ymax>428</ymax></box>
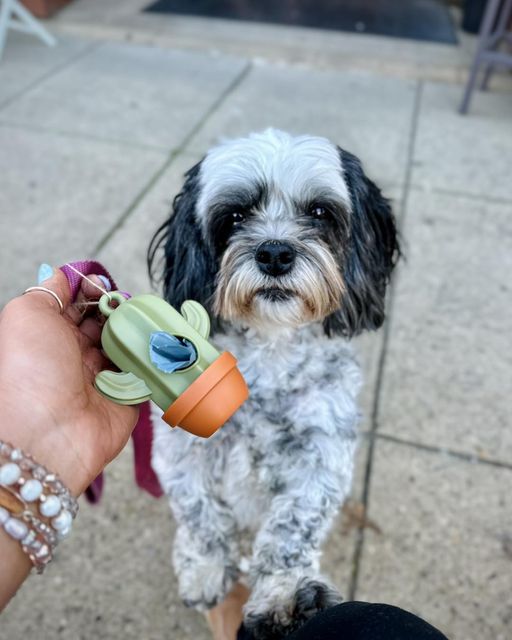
<box><xmin>11</xmin><ymin>0</ymin><xmax>56</xmax><ymax>47</ymax></box>
<box><xmin>480</xmin><ymin>63</ymin><xmax>493</xmax><ymax>90</ymax></box>
<box><xmin>479</xmin><ymin>0</ymin><xmax>512</xmax><ymax>91</ymax></box>
<box><xmin>460</xmin><ymin>59</ymin><xmax>483</xmax><ymax>114</ymax></box>
<box><xmin>496</xmin><ymin>0</ymin><xmax>512</xmax><ymax>32</ymax></box>
<box><xmin>0</xmin><ymin>0</ymin><xmax>13</xmax><ymax>61</ymax></box>
<box><xmin>459</xmin><ymin>0</ymin><xmax>503</xmax><ymax>114</ymax></box>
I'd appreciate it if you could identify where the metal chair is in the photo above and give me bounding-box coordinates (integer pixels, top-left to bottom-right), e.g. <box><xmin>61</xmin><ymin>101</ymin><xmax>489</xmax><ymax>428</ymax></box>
<box><xmin>0</xmin><ymin>0</ymin><xmax>56</xmax><ymax>61</ymax></box>
<box><xmin>460</xmin><ymin>0</ymin><xmax>512</xmax><ymax>113</ymax></box>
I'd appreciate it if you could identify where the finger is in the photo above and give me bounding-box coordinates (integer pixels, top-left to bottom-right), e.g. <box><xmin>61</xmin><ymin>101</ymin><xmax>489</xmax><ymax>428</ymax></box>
<box><xmin>24</xmin><ymin>267</ymin><xmax>72</xmax><ymax>314</ymax></box>
<box><xmin>65</xmin><ymin>298</ymin><xmax>86</xmax><ymax>325</ymax></box>
<box><xmin>68</xmin><ymin>275</ymin><xmax>111</xmax><ymax>324</ymax></box>
<box><xmin>70</xmin><ymin>292</ymin><xmax>98</xmax><ymax>323</ymax></box>
<box><xmin>79</xmin><ymin>316</ymin><xmax>103</xmax><ymax>347</ymax></box>
<box><xmin>106</xmin><ymin>402</ymin><xmax>140</xmax><ymax>460</ymax></box>
<box><xmin>83</xmin><ymin>345</ymin><xmax>111</xmax><ymax>379</ymax></box>
<box><xmin>80</xmin><ymin>274</ymin><xmax>111</xmax><ymax>300</ymax></box>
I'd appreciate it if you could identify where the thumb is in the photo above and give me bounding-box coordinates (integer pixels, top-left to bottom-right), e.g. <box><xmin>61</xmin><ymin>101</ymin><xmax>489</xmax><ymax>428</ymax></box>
<box><xmin>26</xmin><ymin>265</ymin><xmax>72</xmax><ymax>312</ymax></box>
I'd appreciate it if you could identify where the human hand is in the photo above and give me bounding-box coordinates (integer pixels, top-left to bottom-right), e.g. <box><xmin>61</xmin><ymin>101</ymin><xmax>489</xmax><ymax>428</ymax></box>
<box><xmin>0</xmin><ymin>267</ymin><xmax>139</xmax><ymax>496</ymax></box>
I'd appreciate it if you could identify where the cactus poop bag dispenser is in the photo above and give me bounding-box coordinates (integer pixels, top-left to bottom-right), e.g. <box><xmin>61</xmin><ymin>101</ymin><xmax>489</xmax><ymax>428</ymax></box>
<box><xmin>94</xmin><ymin>292</ymin><xmax>249</xmax><ymax>438</ymax></box>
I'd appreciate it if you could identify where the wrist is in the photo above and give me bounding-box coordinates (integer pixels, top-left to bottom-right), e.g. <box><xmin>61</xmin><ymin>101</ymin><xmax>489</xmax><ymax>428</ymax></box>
<box><xmin>4</xmin><ymin>428</ymin><xmax>91</xmax><ymax>498</ymax></box>
<box><xmin>0</xmin><ymin>395</ymin><xmax>92</xmax><ymax>497</ymax></box>
<box><xmin>0</xmin><ymin>438</ymin><xmax>80</xmax><ymax>585</ymax></box>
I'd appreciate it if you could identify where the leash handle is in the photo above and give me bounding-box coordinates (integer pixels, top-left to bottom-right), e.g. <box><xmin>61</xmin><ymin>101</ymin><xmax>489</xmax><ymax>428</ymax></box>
<box><xmin>59</xmin><ymin>260</ymin><xmax>117</xmax><ymax>301</ymax></box>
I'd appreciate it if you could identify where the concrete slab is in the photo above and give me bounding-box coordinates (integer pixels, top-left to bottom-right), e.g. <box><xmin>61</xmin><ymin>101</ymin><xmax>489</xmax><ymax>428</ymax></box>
<box><xmin>0</xmin><ymin>125</ymin><xmax>166</xmax><ymax>304</ymax></box>
<box><xmin>356</xmin><ymin>440</ymin><xmax>512</xmax><ymax>640</ymax></box>
<box><xmin>413</xmin><ymin>81</ymin><xmax>512</xmax><ymax>201</ymax></box>
<box><xmin>378</xmin><ymin>189</ymin><xmax>512</xmax><ymax>462</ymax></box>
<box><xmin>0</xmin><ymin>42</ymin><xmax>248</xmax><ymax>149</ymax></box>
<box><xmin>187</xmin><ymin>63</ymin><xmax>417</xmax><ymax>187</ymax></box>
<box><xmin>95</xmin><ymin>151</ymin><xmax>203</xmax><ymax>295</ymax></box>
<box><xmin>0</xmin><ymin>32</ymin><xmax>93</xmax><ymax>108</ymax></box>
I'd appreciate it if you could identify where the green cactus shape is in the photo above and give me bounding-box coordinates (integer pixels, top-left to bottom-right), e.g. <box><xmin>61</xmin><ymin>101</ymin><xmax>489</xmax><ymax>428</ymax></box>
<box><xmin>94</xmin><ymin>293</ymin><xmax>220</xmax><ymax>410</ymax></box>
<box><xmin>180</xmin><ymin>300</ymin><xmax>210</xmax><ymax>338</ymax></box>
<box><xmin>95</xmin><ymin>370</ymin><xmax>152</xmax><ymax>405</ymax></box>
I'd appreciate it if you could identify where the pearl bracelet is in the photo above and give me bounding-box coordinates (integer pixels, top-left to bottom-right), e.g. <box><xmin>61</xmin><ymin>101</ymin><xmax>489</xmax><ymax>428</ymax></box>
<box><xmin>0</xmin><ymin>440</ymin><xmax>78</xmax><ymax>573</ymax></box>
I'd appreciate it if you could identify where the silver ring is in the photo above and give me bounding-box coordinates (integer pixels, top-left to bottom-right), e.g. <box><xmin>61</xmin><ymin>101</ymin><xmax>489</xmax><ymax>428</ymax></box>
<box><xmin>24</xmin><ymin>287</ymin><xmax>64</xmax><ymax>313</ymax></box>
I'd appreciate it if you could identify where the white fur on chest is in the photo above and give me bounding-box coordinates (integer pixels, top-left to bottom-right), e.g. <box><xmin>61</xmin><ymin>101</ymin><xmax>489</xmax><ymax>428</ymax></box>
<box><xmin>152</xmin><ymin>323</ymin><xmax>362</xmax><ymax>533</ymax></box>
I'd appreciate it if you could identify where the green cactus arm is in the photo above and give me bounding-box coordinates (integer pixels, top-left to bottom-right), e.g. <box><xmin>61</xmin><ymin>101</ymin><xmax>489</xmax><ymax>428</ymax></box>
<box><xmin>180</xmin><ymin>300</ymin><xmax>211</xmax><ymax>339</ymax></box>
<box><xmin>95</xmin><ymin>370</ymin><xmax>152</xmax><ymax>405</ymax></box>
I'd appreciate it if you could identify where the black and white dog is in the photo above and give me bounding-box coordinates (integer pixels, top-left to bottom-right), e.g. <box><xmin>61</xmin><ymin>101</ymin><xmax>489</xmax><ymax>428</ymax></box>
<box><xmin>148</xmin><ymin>129</ymin><xmax>399</xmax><ymax>638</ymax></box>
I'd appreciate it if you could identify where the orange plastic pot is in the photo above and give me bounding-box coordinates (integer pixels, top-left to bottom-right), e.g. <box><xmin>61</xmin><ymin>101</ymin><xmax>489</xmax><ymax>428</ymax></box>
<box><xmin>163</xmin><ymin>352</ymin><xmax>249</xmax><ymax>438</ymax></box>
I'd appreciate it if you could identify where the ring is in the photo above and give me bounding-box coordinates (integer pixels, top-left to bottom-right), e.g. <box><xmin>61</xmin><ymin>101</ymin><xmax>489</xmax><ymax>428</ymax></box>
<box><xmin>24</xmin><ymin>287</ymin><xmax>64</xmax><ymax>313</ymax></box>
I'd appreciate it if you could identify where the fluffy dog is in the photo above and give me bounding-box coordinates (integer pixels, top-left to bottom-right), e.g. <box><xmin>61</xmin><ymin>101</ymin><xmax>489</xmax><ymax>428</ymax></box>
<box><xmin>148</xmin><ymin>129</ymin><xmax>399</xmax><ymax>638</ymax></box>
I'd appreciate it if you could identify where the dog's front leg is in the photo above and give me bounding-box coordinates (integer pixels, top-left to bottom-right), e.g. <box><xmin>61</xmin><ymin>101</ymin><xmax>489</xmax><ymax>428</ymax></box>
<box><xmin>244</xmin><ymin>434</ymin><xmax>355</xmax><ymax>639</ymax></box>
<box><xmin>172</xmin><ymin>514</ymin><xmax>240</xmax><ymax>612</ymax></box>
<box><xmin>154</xmin><ymin>440</ymin><xmax>240</xmax><ymax>612</ymax></box>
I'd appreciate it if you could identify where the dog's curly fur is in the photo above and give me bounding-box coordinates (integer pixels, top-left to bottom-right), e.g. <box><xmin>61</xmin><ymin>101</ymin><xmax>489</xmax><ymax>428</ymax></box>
<box><xmin>148</xmin><ymin>129</ymin><xmax>399</xmax><ymax>638</ymax></box>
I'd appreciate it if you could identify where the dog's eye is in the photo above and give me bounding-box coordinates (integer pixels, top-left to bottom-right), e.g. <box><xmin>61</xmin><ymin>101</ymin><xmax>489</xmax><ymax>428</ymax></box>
<box><xmin>231</xmin><ymin>212</ymin><xmax>246</xmax><ymax>225</ymax></box>
<box><xmin>308</xmin><ymin>205</ymin><xmax>327</xmax><ymax>219</ymax></box>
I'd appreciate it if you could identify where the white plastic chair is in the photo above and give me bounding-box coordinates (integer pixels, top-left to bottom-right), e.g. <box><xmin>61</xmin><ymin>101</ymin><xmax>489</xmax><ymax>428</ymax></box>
<box><xmin>0</xmin><ymin>0</ymin><xmax>56</xmax><ymax>61</ymax></box>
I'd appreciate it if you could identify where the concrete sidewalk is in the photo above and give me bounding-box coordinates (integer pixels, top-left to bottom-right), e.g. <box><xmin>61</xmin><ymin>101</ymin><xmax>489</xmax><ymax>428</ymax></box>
<box><xmin>1</xmin><ymin>6</ymin><xmax>512</xmax><ymax>639</ymax></box>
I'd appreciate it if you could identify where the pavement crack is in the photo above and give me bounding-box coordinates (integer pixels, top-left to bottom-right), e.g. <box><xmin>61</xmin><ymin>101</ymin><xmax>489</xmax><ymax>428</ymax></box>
<box><xmin>409</xmin><ymin>185</ymin><xmax>512</xmax><ymax>207</ymax></box>
<box><xmin>0</xmin><ymin>119</ymin><xmax>169</xmax><ymax>152</ymax></box>
<box><xmin>0</xmin><ymin>40</ymin><xmax>100</xmax><ymax>112</ymax></box>
<box><xmin>348</xmin><ymin>80</ymin><xmax>424</xmax><ymax>601</ymax></box>
<box><xmin>92</xmin><ymin>59</ymin><xmax>253</xmax><ymax>255</ymax></box>
<box><xmin>376</xmin><ymin>433</ymin><xmax>512</xmax><ymax>471</ymax></box>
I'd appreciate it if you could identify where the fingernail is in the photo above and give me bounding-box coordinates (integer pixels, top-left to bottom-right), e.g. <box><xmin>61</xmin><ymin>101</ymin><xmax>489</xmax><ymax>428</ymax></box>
<box><xmin>37</xmin><ymin>263</ymin><xmax>53</xmax><ymax>284</ymax></box>
<box><xmin>98</xmin><ymin>275</ymin><xmax>112</xmax><ymax>291</ymax></box>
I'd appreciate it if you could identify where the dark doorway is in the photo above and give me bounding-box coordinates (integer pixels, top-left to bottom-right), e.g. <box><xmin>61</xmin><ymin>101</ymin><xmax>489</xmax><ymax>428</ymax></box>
<box><xmin>144</xmin><ymin>0</ymin><xmax>457</xmax><ymax>44</ymax></box>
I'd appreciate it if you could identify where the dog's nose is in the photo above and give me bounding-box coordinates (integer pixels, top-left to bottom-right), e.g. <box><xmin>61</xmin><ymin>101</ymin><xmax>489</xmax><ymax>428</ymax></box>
<box><xmin>255</xmin><ymin>241</ymin><xmax>296</xmax><ymax>276</ymax></box>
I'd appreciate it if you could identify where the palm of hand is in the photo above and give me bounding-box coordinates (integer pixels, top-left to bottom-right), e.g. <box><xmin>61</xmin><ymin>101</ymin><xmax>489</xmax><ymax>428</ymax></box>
<box><xmin>0</xmin><ymin>272</ymin><xmax>138</xmax><ymax>496</ymax></box>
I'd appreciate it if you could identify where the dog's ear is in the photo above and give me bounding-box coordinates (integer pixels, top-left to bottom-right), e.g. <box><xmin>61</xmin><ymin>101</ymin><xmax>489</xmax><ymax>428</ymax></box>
<box><xmin>147</xmin><ymin>160</ymin><xmax>217</xmax><ymax>311</ymax></box>
<box><xmin>324</xmin><ymin>149</ymin><xmax>400</xmax><ymax>338</ymax></box>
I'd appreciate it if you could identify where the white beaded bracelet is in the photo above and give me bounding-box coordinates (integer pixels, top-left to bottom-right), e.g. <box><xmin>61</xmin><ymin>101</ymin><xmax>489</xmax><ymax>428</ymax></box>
<box><xmin>0</xmin><ymin>440</ymin><xmax>79</xmax><ymax>573</ymax></box>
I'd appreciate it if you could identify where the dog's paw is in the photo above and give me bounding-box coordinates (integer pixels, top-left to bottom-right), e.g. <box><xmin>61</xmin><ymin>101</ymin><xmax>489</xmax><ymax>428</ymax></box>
<box><xmin>178</xmin><ymin>562</ymin><xmax>239</xmax><ymax>612</ymax></box>
<box><xmin>244</xmin><ymin>575</ymin><xmax>342</xmax><ymax>639</ymax></box>
<box><xmin>292</xmin><ymin>578</ymin><xmax>343</xmax><ymax>625</ymax></box>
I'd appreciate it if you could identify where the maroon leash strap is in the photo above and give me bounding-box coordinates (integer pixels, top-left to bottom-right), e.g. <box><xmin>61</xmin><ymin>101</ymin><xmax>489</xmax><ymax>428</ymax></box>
<box><xmin>59</xmin><ymin>261</ymin><xmax>163</xmax><ymax>502</ymax></box>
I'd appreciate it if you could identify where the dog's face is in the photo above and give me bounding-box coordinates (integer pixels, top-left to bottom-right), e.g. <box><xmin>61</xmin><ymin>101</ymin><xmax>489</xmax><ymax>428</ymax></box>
<box><xmin>148</xmin><ymin>129</ymin><xmax>399</xmax><ymax>337</ymax></box>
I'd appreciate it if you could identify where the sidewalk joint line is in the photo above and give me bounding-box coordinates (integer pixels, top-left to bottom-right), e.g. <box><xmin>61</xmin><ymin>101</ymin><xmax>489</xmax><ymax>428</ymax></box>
<box><xmin>0</xmin><ymin>40</ymin><xmax>100</xmax><ymax>112</ymax></box>
<box><xmin>92</xmin><ymin>60</ymin><xmax>253</xmax><ymax>255</ymax></box>
<box><xmin>0</xmin><ymin>119</ymin><xmax>170</xmax><ymax>152</ymax></box>
<box><xmin>375</xmin><ymin>432</ymin><xmax>512</xmax><ymax>471</ymax></box>
<box><xmin>348</xmin><ymin>79</ymin><xmax>424</xmax><ymax>600</ymax></box>
<box><xmin>409</xmin><ymin>184</ymin><xmax>512</xmax><ymax>206</ymax></box>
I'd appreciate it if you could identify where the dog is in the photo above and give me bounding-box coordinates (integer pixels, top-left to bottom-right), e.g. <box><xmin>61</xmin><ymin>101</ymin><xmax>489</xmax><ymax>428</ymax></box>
<box><xmin>148</xmin><ymin>128</ymin><xmax>399</xmax><ymax>639</ymax></box>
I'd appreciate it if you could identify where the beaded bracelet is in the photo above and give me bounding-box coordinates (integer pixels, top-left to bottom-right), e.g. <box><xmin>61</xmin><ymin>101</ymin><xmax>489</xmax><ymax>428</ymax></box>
<box><xmin>0</xmin><ymin>440</ymin><xmax>78</xmax><ymax>573</ymax></box>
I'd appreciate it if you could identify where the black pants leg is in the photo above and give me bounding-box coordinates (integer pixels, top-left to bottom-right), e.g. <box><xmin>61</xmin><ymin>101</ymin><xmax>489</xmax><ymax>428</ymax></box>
<box><xmin>237</xmin><ymin>602</ymin><xmax>449</xmax><ymax>640</ymax></box>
